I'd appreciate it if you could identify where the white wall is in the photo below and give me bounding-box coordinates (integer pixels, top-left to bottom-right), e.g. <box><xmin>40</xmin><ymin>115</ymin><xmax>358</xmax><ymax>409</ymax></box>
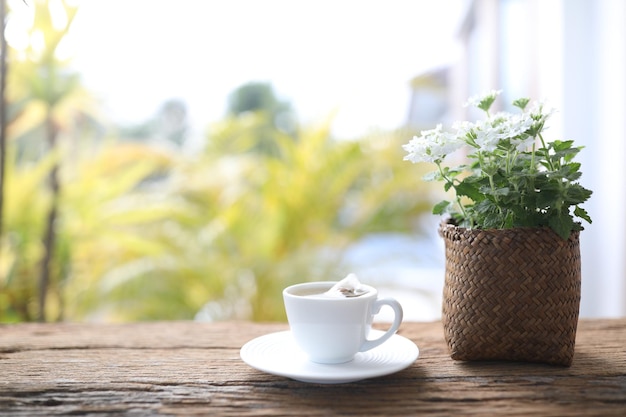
<box><xmin>455</xmin><ymin>0</ymin><xmax>626</xmax><ymax>317</ymax></box>
<box><xmin>563</xmin><ymin>0</ymin><xmax>626</xmax><ymax>317</ymax></box>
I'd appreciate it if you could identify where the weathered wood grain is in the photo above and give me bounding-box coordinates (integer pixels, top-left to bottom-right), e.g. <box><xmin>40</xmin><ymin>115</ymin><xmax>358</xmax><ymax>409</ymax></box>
<box><xmin>0</xmin><ymin>319</ymin><xmax>624</xmax><ymax>416</ymax></box>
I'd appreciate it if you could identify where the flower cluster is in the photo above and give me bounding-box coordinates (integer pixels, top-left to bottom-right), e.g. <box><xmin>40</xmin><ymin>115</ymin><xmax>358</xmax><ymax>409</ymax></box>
<box><xmin>403</xmin><ymin>90</ymin><xmax>592</xmax><ymax>239</ymax></box>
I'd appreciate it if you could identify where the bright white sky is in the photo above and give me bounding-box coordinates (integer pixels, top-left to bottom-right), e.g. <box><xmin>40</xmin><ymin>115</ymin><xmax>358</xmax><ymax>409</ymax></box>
<box><xmin>12</xmin><ymin>0</ymin><xmax>466</xmax><ymax>140</ymax></box>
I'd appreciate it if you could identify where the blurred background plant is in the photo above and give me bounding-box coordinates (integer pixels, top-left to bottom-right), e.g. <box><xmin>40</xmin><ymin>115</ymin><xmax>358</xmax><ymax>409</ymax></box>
<box><xmin>0</xmin><ymin>0</ymin><xmax>435</xmax><ymax>322</ymax></box>
<box><xmin>3</xmin><ymin>0</ymin><xmax>619</xmax><ymax>320</ymax></box>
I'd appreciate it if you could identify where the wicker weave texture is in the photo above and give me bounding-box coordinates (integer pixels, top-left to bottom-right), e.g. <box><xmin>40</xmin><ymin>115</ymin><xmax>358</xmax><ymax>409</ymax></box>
<box><xmin>439</xmin><ymin>222</ymin><xmax>581</xmax><ymax>366</ymax></box>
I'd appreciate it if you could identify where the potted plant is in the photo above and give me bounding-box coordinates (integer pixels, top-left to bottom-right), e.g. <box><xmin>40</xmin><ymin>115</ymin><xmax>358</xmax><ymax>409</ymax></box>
<box><xmin>402</xmin><ymin>90</ymin><xmax>592</xmax><ymax>366</ymax></box>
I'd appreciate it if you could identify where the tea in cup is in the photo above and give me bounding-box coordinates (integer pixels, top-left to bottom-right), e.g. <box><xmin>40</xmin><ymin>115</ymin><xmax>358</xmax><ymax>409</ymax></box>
<box><xmin>283</xmin><ymin>274</ymin><xmax>403</xmax><ymax>364</ymax></box>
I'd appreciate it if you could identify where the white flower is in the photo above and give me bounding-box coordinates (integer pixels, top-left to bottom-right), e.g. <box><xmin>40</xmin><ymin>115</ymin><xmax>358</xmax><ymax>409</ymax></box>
<box><xmin>402</xmin><ymin>124</ymin><xmax>465</xmax><ymax>164</ymax></box>
<box><xmin>405</xmin><ymin>95</ymin><xmax>557</xmax><ymax>164</ymax></box>
<box><xmin>506</xmin><ymin>112</ymin><xmax>537</xmax><ymax>150</ymax></box>
<box><xmin>491</xmin><ymin>112</ymin><xmax>535</xmax><ymax>150</ymax></box>
<box><xmin>472</xmin><ymin>119</ymin><xmax>501</xmax><ymax>152</ymax></box>
<box><xmin>513</xmin><ymin>135</ymin><xmax>537</xmax><ymax>151</ymax></box>
<box><xmin>401</xmin><ymin>92</ymin><xmax>592</xmax><ymax>234</ymax></box>
<box><xmin>455</xmin><ymin>112</ymin><xmax>538</xmax><ymax>153</ymax></box>
<box><xmin>496</xmin><ymin>112</ymin><xmax>533</xmax><ymax>137</ymax></box>
<box><xmin>452</xmin><ymin>120</ymin><xmax>474</xmax><ymax>138</ymax></box>
<box><xmin>528</xmin><ymin>100</ymin><xmax>556</xmax><ymax>131</ymax></box>
<box><xmin>464</xmin><ymin>89</ymin><xmax>503</xmax><ymax>109</ymax></box>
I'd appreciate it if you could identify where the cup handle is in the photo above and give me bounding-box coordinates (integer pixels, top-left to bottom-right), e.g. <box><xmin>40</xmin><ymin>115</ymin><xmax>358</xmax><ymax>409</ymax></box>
<box><xmin>360</xmin><ymin>298</ymin><xmax>404</xmax><ymax>352</ymax></box>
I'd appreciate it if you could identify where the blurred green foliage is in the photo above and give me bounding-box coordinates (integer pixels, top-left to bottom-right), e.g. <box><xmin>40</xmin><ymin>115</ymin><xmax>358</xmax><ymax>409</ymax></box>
<box><xmin>0</xmin><ymin>1</ymin><xmax>435</xmax><ymax>322</ymax></box>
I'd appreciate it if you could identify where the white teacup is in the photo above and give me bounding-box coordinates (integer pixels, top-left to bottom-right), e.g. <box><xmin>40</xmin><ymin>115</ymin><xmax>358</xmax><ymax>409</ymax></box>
<box><xmin>283</xmin><ymin>281</ymin><xmax>404</xmax><ymax>364</ymax></box>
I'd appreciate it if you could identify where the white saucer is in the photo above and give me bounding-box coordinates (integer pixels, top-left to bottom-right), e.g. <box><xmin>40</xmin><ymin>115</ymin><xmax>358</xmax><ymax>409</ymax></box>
<box><xmin>240</xmin><ymin>330</ymin><xmax>419</xmax><ymax>384</ymax></box>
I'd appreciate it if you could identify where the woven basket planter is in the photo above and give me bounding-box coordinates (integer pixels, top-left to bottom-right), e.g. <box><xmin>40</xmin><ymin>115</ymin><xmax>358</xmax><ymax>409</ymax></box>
<box><xmin>439</xmin><ymin>221</ymin><xmax>581</xmax><ymax>366</ymax></box>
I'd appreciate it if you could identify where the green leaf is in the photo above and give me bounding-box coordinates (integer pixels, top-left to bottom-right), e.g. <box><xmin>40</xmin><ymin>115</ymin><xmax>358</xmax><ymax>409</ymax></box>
<box><xmin>432</xmin><ymin>200</ymin><xmax>451</xmax><ymax>215</ymax></box>
<box><xmin>478</xmin><ymin>95</ymin><xmax>497</xmax><ymax>112</ymax></box>
<box><xmin>536</xmin><ymin>188</ymin><xmax>559</xmax><ymax>209</ymax></box>
<box><xmin>473</xmin><ymin>199</ymin><xmax>497</xmax><ymax>215</ymax></box>
<box><xmin>513</xmin><ymin>98</ymin><xmax>530</xmax><ymax>110</ymax></box>
<box><xmin>565</xmin><ymin>184</ymin><xmax>593</xmax><ymax>205</ymax></box>
<box><xmin>566</xmin><ymin>161</ymin><xmax>581</xmax><ymax>172</ymax></box>
<box><xmin>552</xmin><ymin>140</ymin><xmax>574</xmax><ymax>152</ymax></box>
<box><xmin>549</xmin><ymin>214</ymin><xmax>575</xmax><ymax>240</ymax></box>
<box><xmin>455</xmin><ymin>181</ymin><xmax>484</xmax><ymax>202</ymax></box>
<box><xmin>494</xmin><ymin>187</ymin><xmax>510</xmax><ymax>196</ymax></box>
<box><xmin>574</xmin><ymin>206</ymin><xmax>592</xmax><ymax>224</ymax></box>
<box><xmin>554</xmin><ymin>165</ymin><xmax>581</xmax><ymax>182</ymax></box>
<box><xmin>554</xmin><ymin>147</ymin><xmax>580</xmax><ymax>163</ymax></box>
<box><xmin>564</xmin><ymin>164</ymin><xmax>582</xmax><ymax>180</ymax></box>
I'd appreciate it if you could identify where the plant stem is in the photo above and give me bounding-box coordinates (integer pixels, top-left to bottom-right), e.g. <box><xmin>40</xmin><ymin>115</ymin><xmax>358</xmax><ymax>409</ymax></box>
<box><xmin>538</xmin><ymin>133</ymin><xmax>555</xmax><ymax>171</ymax></box>
<box><xmin>436</xmin><ymin>162</ymin><xmax>469</xmax><ymax>222</ymax></box>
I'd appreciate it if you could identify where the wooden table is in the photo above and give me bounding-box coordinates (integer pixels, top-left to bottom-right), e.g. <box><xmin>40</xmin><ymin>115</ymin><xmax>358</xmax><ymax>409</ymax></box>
<box><xmin>1</xmin><ymin>319</ymin><xmax>625</xmax><ymax>416</ymax></box>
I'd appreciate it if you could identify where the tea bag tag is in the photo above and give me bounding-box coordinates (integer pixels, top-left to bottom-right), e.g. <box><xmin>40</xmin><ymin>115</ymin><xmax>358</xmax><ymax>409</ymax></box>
<box><xmin>325</xmin><ymin>273</ymin><xmax>368</xmax><ymax>298</ymax></box>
